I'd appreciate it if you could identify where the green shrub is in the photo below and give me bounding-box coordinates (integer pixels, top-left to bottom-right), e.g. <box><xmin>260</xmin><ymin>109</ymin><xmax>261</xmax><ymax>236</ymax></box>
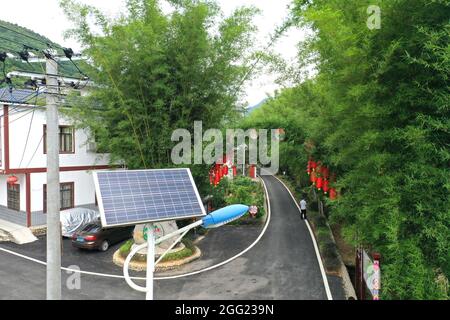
<box><xmin>159</xmin><ymin>239</ymin><xmax>196</xmax><ymax>262</ymax></box>
<box><xmin>314</xmin><ymin>215</ymin><xmax>328</xmax><ymax>228</ymax></box>
<box><xmin>317</xmin><ymin>228</ymin><xmax>331</xmax><ymax>244</ymax></box>
<box><xmin>320</xmin><ymin>241</ymin><xmax>341</xmax><ymax>271</ymax></box>
<box><xmin>119</xmin><ymin>238</ymin><xmax>196</xmax><ymax>263</ymax></box>
<box><xmin>215</xmin><ymin>176</ymin><xmax>266</xmax><ymax>222</ymax></box>
<box><xmin>119</xmin><ymin>239</ymin><xmax>133</xmax><ymax>256</ymax></box>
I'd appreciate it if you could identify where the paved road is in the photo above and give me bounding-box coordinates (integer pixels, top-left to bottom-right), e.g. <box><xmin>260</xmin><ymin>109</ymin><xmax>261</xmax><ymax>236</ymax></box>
<box><xmin>0</xmin><ymin>174</ymin><xmax>344</xmax><ymax>300</ymax></box>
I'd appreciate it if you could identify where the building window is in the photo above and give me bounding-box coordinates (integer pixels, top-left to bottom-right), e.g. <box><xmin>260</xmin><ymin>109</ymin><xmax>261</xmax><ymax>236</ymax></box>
<box><xmin>43</xmin><ymin>125</ymin><xmax>75</xmax><ymax>154</ymax></box>
<box><xmin>7</xmin><ymin>183</ymin><xmax>20</xmax><ymax>211</ymax></box>
<box><xmin>43</xmin><ymin>182</ymin><xmax>74</xmax><ymax>213</ymax></box>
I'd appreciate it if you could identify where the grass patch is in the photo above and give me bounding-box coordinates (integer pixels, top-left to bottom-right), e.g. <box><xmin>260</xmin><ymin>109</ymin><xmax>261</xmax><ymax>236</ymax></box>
<box><xmin>119</xmin><ymin>239</ymin><xmax>133</xmax><ymax>256</ymax></box>
<box><xmin>119</xmin><ymin>238</ymin><xmax>196</xmax><ymax>263</ymax></box>
<box><xmin>160</xmin><ymin>239</ymin><xmax>195</xmax><ymax>263</ymax></box>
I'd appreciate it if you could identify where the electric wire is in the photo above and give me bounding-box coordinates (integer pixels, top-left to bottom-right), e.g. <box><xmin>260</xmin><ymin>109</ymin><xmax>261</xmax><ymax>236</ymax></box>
<box><xmin>18</xmin><ymin>88</ymin><xmax>39</xmax><ymax>168</ymax></box>
<box><xmin>25</xmin><ymin>134</ymin><xmax>43</xmax><ymax>168</ymax></box>
<box><xmin>0</xmin><ymin>35</ymin><xmax>38</xmax><ymax>50</ymax></box>
<box><xmin>0</xmin><ymin>24</ymin><xmax>63</xmax><ymax>52</ymax></box>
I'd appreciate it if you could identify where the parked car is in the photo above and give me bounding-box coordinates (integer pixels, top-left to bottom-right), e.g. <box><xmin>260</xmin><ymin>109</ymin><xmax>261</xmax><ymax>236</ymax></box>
<box><xmin>71</xmin><ymin>223</ymin><xmax>134</xmax><ymax>252</ymax></box>
<box><xmin>61</xmin><ymin>207</ymin><xmax>100</xmax><ymax>238</ymax></box>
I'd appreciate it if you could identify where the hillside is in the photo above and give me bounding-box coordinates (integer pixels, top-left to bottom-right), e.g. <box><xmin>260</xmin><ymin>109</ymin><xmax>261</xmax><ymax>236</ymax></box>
<box><xmin>246</xmin><ymin>98</ymin><xmax>268</xmax><ymax>115</ymax></box>
<box><xmin>0</xmin><ymin>19</ymin><xmax>79</xmax><ymax>83</ymax></box>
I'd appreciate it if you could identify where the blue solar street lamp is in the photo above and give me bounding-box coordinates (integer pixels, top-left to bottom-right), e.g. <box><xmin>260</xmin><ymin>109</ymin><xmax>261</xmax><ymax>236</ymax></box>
<box><xmin>93</xmin><ymin>169</ymin><xmax>249</xmax><ymax>300</ymax></box>
<box><xmin>123</xmin><ymin>204</ymin><xmax>249</xmax><ymax>300</ymax></box>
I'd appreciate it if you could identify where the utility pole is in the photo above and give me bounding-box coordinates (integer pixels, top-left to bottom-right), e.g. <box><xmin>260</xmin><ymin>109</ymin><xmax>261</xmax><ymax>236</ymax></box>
<box><xmin>4</xmin><ymin>50</ymin><xmax>91</xmax><ymax>300</ymax></box>
<box><xmin>45</xmin><ymin>52</ymin><xmax>61</xmax><ymax>300</ymax></box>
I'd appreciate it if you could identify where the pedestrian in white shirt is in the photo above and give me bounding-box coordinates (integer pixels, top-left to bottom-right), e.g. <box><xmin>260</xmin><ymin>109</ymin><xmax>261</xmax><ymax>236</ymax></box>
<box><xmin>300</xmin><ymin>198</ymin><xmax>307</xmax><ymax>220</ymax></box>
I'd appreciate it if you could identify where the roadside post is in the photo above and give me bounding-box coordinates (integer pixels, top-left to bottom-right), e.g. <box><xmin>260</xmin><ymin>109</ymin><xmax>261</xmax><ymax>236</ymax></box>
<box><xmin>7</xmin><ymin>52</ymin><xmax>92</xmax><ymax>300</ymax></box>
<box><xmin>372</xmin><ymin>253</ymin><xmax>381</xmax><ymax>300</ymax></box>
<box><xmin>356</xmin><ymin>247</ymin><xmax>381</xmax><ymax>300</ymax></box>
<box><xmin>145</xmin><ymin>224</ymin><xmax>155</xmax><ymax>301</ymax></box>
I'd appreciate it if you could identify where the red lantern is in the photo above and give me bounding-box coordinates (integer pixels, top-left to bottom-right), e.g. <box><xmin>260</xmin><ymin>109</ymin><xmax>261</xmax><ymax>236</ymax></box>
<box><xmin>250</xmin><ymin>165</ymin><xmax>256</xmax><ymax>179</ymax></box>
<box><xmin>316</xmin><ymin>177</ymin><xmax>323</xmax><ymax>190</ymax></box>
<box><xmin>7</xmin><ymin>175</ymin><xmax>18</xmax><ymax>185</ymax></box>
<box><xmin>310</xmin><ymin>171</ymin><xmax>317</xmax><ymax>184</ymax></box>
<box><xmin>321</xmin><ymin>166</ymin><xmax>329</xmax><ymax>179</ymax></box>
<box><xmin>329</xmin><ymin>188</ymin><xmax>337</xmax><ymax>200</ymax></box>
<box><xmin>214</xmin><ymin>172</ymin><xmax>220</xmax><ymax>186</ymax></box>
<box><xmin>323</xmin><ymin>180</ymin><xmax>330</xmax><ymax>194</ymax></box>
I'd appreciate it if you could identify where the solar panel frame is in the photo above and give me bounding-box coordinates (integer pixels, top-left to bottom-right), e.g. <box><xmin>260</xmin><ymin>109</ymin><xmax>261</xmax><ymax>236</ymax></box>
<box><xmin>93</xmin><ymin>168</ymin><xmax>206</xmax><ymax>228</ymax></box>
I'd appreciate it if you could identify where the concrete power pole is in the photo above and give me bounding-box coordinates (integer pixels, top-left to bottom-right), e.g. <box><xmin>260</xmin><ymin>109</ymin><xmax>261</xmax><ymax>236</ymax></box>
<box><xmin>45</xmin><ymin>54</ymin><xmax>62</xmax><ymax>300</ymax></box>
<box><xmin>5</xmin><ymin>52</ymin><xmax>90</xmax><ymax>300</ymax></box>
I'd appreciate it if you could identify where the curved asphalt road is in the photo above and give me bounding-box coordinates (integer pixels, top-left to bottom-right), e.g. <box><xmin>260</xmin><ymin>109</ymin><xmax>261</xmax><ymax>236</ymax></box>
<box><xmin>239</xmin><ymin>174</ymin><xmax>329</xmax><ymax>300</ymax></box>
<box><xmin>0</xmin><ymin>174</ymin><xmax>342</xmax><ymax>300</ymax></box>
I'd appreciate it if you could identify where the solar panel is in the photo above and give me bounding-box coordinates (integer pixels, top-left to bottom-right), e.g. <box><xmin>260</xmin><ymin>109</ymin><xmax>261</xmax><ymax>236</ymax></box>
<box><xmin>93</xmin><ymin>168</ymin><xmax>206</xmax><ymax>228</ymax></box>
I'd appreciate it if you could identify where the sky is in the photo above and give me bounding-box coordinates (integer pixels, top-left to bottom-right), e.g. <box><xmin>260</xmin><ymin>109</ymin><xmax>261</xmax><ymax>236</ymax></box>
<box><xmin>0</xmin><ymin>0</ymin><xmax>306</xmax><ymax>107</ymax></box>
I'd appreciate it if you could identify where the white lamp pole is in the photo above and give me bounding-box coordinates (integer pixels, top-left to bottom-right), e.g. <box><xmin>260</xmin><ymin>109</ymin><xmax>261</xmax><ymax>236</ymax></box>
<box><xmin>123</xmin><ymin>205</ymin><xmax>249</xmax><ymax>300</ymax></box>
<box><xmin>145</xmin><ymin>224</ymin><xmax>155</xmax><ymax>301</ymax></box>
<box><xmin>235</xmin><ymin>144</ymin><xmax>247</xmax><ymax>176</ymax></box>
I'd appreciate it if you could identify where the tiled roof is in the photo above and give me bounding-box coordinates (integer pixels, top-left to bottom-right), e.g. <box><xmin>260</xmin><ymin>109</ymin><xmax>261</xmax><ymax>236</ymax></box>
<box><xmin>0</xmin><ymin>87</ymin><xmax>44</xmax><ymax>105</ymax></box>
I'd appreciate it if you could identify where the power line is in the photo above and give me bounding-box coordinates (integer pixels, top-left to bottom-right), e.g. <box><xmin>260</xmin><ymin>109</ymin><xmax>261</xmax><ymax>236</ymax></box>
<box><xmin>62</xmin><ymin>48</ymin><xmax>89</xmax><ymax>79</ymax></box>
<box><xmin>0</xmin><ymin>88</ymin><xmax>43</xmax><ymax>108</ymax></box>
<box><xmin>69</xmin><ymin>59</ymin><xmax>89</xmax><ymax>79</ymax></box>
<box><xmin>0</xmin><ymin>35</ymin><xmax>38</xmax><ymax>50</ymax></box>
<box><xmin>0</xmin><ymin>45</ymin><xmax>21</xmax><ymax>54</ymax></box>
<box><xmin>18</xmin><ymin>89</ymin><xmax>40</xmax><ymax>168</ymax></box>
<box><xmin>0</xmin><ymin>24</ymin><xmax>62</xmax><ymax>51</ymax></box>
<box><xmin>25</xmin><ymin>134</ymin><xmax>44</xmax><ymax>168</ymax></box>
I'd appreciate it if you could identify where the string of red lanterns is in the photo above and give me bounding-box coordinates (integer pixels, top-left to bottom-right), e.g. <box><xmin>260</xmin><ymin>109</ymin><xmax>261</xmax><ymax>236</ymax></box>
<box><xmin>307</xmin><ymin>157</ymin><xmax>338</xmax><ymax>200</ymax></box>
<box><xmin>209</xmin><ymin>156</ymin><xmax>237</xmax><ymax>187</ymax></box>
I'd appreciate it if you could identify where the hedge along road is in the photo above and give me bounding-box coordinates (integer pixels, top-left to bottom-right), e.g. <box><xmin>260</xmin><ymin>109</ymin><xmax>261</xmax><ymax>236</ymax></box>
<box><xmin>0</xmin><ymin>174</ymin><xmax>333</xmax><ymax>300</ymax></box>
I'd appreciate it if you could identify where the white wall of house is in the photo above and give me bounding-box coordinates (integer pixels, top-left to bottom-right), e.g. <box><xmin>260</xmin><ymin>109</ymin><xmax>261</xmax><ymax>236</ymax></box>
<box><xmin>0</xmin><ymin>169</ymin><xmax>108</xmax><ymax>213</ymax></box>
<box><xmin>0</xmin><ymin>174</ymin><xmax>26</xmax><ymax>210</ymax></box>
<box><xmin>30</xmin><ymin>170</ymin><xmax>105</xmax><ymax>212</ymax></box>
<box><xmin>0</xmin><ymin>104</ymin><xmax>113</xmax><ymax>215</ymax></box>
<box><xmin>6</xmin><ymin>106</ymin><xmax>110</xmax><ymax>169</ymax></box>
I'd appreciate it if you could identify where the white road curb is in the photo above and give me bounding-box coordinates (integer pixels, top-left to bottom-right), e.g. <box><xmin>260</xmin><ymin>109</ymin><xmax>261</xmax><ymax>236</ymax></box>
<box><xmin>0</xmin><ymin>177</ymin><xmax>272</xmax><ymax>282</ymax></box>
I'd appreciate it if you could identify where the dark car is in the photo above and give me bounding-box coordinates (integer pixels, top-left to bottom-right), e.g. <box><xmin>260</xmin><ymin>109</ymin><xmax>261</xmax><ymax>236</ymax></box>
<box><xmin>71</xmin><ymin>223</ymin><xmax>134</xmax><ymax>252</ymax></box>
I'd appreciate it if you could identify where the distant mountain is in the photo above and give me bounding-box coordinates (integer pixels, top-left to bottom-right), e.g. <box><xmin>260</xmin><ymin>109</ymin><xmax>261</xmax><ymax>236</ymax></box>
<box><xmin>246</xmin><ymin>98</ymin><xmax>268</xmax><ymax>115</ymax></box>
<box><xmin>0</xmin><ymin>20</ymin><xmax>79</xmax><ymax>84</ymax></box>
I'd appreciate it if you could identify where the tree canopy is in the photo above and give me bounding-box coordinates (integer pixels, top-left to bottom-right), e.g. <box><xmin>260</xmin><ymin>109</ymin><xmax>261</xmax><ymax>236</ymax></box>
<box><xmin>244</xmin><ymin>0</ymin><xmax>449</xmax><ymax>299</ymax></box>
<box><xmin>60</xmin><ymin>0</ymin><xmax>260</xmax><ymax>192</ymax></box>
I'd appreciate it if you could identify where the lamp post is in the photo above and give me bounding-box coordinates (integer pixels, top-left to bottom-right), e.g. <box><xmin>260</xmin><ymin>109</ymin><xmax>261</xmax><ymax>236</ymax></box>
<box><xmin>123</xmin><ymin>204</ymin><xmax>249</xmax><ymax>300</ymax></box>
<box><xmin>235</xmin><ymin>144</ymin><xmax>247</xmax><ymax>176</ymax></box>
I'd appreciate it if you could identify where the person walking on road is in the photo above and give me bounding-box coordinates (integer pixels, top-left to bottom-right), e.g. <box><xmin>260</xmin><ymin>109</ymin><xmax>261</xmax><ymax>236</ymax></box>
<box><xmin>300</xmin><ymin>198</ymin><xmax>307</xmax><ymax>220</ymax></box>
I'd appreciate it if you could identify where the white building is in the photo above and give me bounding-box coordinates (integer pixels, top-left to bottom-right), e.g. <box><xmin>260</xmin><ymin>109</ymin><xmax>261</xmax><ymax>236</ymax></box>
<box><xmin>0</xmin><ymin>88</ymin><xmax>112</xmax><ymax>227</ymax></box>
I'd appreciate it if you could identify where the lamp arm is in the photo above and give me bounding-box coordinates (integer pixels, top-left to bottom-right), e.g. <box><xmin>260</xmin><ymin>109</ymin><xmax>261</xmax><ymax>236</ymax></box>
<box><xmin>155</xmin><ymin>228</ymin><xmax>190</xmax><ymax>266</ymax></box>
<box><xmin>123</xmin><ymin>220</ymin><xmax>203</xmax><ymax>292</ymax></box>
<box><xmin>154</xmin><ymin>220</ymin><xmax>203</xmax><ymax>245</ymax></box>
